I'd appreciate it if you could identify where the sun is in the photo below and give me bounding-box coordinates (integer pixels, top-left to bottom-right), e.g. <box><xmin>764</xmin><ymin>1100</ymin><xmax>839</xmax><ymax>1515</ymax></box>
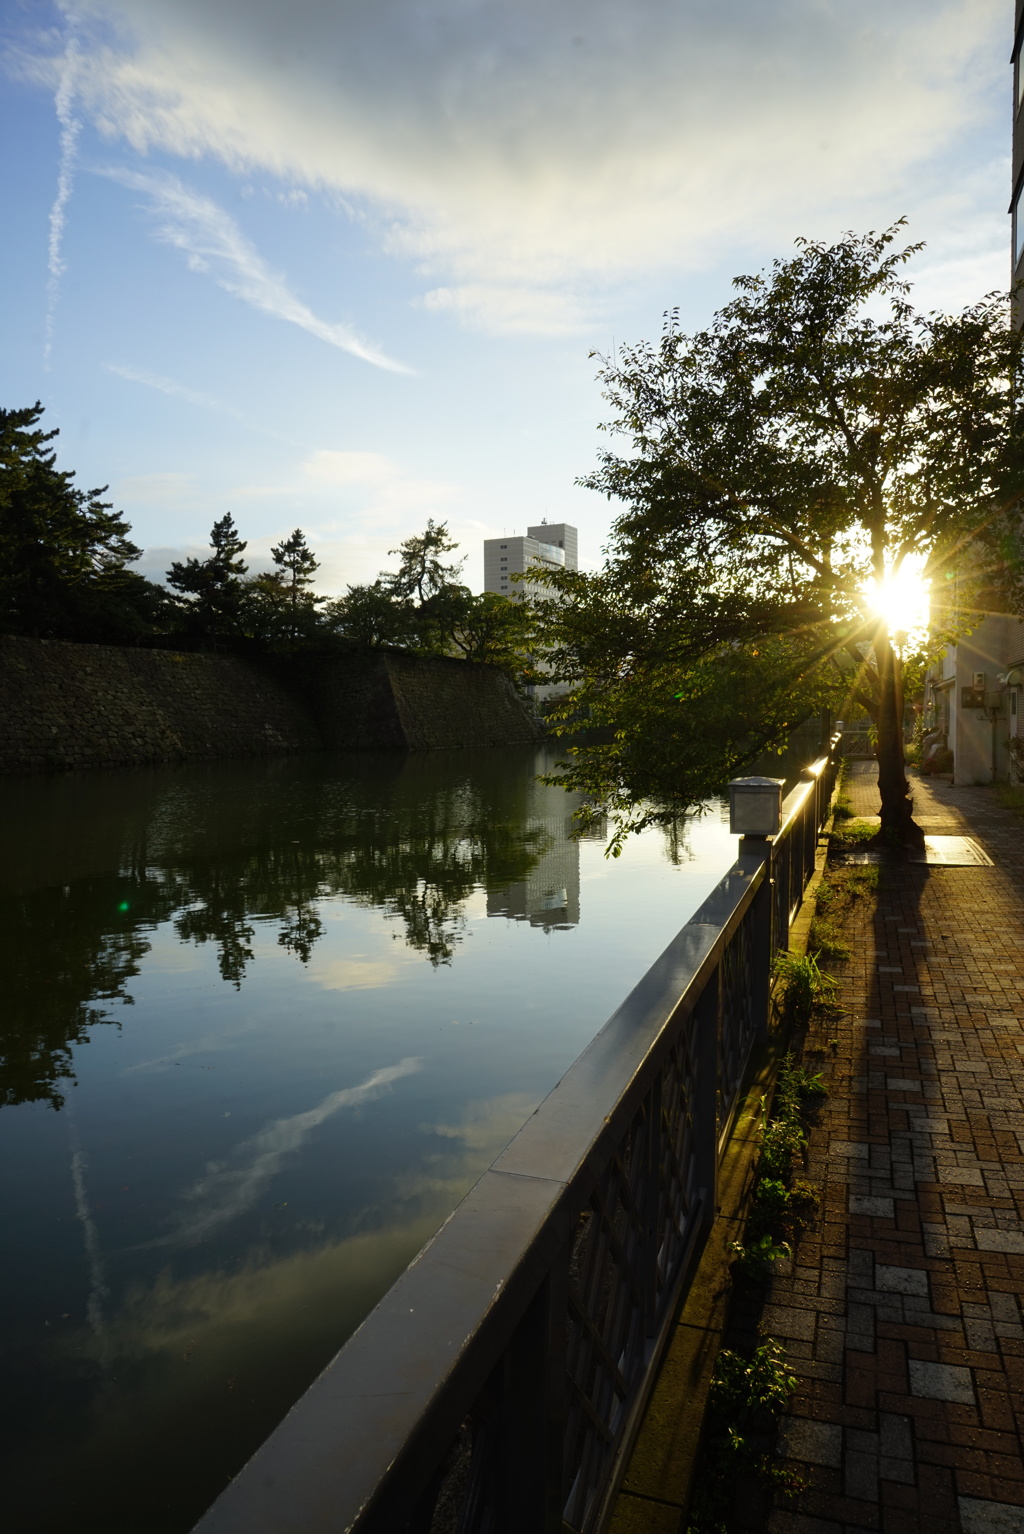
<box><xmin>864</xmin><ymin>555</ymin><xmax>931</xmax><ymax>640</ymax></box>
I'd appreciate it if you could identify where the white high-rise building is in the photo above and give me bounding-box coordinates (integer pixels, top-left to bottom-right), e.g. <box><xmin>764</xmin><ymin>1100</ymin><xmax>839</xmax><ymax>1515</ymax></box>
<box><xmin>483</xmin><ymin>521</ymin><xmax>578</xmax><ymax>600</ymax></box>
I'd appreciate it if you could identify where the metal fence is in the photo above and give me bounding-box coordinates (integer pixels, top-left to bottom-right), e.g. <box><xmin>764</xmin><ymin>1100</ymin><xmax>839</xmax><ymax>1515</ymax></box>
<box><xmin>839</xmin><ymin>729</ymin><xmax>874</xmax><ymax>758</ymax></box>
<box><xmin>193</xmin><ymin>736</ymin><xmax>841</xmax><ymax>1534</ymax></box>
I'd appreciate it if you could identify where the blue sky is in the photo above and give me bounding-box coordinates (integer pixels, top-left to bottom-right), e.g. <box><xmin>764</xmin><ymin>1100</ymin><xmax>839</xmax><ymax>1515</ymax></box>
<box><xmin>0</xmin><ymin>0</ymin><xmax>1011</xmax><ymax>594</ymax></box>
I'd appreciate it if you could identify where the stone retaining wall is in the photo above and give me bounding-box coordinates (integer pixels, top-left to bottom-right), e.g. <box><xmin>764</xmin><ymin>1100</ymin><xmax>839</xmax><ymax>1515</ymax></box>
<box><xmin>0</xmin><ymin>636</ymin><xmax>321</xmax><ymax>773</ymax></box>
<box><xmin>301</xmin><ymin>650</ymin><xmax>542</xmax><ymax>751</ymax></box>
<box><xmin>0</xmin><ymin>637</ymin><xmax>541</xmax><ymax>773</ymax></box>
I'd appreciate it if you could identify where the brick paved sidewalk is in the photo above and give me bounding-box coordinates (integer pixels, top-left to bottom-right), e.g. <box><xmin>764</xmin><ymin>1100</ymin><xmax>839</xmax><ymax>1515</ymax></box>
<box><xmin>769</xmin><ymin>762</ymin><xmax>1024</xmax><ymax>1534</ymax></box>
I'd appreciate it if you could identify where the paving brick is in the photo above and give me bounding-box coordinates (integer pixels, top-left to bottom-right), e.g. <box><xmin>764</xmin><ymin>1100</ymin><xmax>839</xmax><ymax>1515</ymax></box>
<box><xmin>959</xmin><ymin>1494</ymin><xmax>1024</xmax><ymax>1532</ymax></box>
<box><xmin>758</xmin><ymin>766</ymin><xmax>1024</xmax><ymax>1529</ymax></box>
<box><xmin>777</xmin><ymin>1417</ymin><xmax>844</xmax><ymax>1468</ymax></box>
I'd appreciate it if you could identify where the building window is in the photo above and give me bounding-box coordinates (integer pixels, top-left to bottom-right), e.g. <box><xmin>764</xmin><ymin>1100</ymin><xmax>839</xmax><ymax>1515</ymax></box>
<box><xmin>1018</xmin><ymin>41</ymin><xmax>1024</xmax><ymax>112</ymax></box>
<box><xmin>1014</xmin><ymin>179</ymin><xmax>1024</xmax><ymax>270</ymax></box>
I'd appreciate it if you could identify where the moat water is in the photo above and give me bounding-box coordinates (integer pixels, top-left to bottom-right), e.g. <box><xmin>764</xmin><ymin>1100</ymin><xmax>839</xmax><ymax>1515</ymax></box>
<box><xmin>0</xmin><ymin>743</ymin><xmax>775</xmax><ymax>1532</ymax></box>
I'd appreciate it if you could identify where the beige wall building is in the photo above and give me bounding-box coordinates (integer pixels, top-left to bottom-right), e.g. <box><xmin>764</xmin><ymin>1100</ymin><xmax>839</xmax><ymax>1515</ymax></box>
<box><xmin>922</xmin><ymin>20</ymin><xmax>1024</xmax><ymax>782</ymax></box>
<box><xmin>483</xmin><ymin>522</ymin><xmax>578</xmax><ymax>600</ymax></box>
<box><xmin>926</xmin><ymin>615</ymin><xmax>1024</xmax><ymax>784</ymax></box>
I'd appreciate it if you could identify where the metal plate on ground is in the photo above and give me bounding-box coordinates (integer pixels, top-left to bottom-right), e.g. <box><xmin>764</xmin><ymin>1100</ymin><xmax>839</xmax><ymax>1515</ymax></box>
<box><xmin>840</xmin><ymin>836</ymin><xmax>993</xmax><ymax>866</ymax></box>
<box><xmin>907</xmin><ymin>836</ymin><xmax>993</xmax><ymax>866</ymax></box>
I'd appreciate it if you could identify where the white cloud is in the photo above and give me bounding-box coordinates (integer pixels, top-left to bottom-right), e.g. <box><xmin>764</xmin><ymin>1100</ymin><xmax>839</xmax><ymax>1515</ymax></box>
<box><xmin>209</xmin><ymin>447</ymin><xmax>465</xmax><ymax>587</ymax></box>
<box><xmin>27</xmin><ymin>0</ymin><xmax>1009</xmax><ymax>332</ymax></box>
<box><xmin>895</xmin><ymin>166</ymin><xmax>1010</xmax><ymax>314</ymax></box>
<box><xmin>421</xmin><ymin>283</ymin><xmax>593</xmax><ymax>337</ymax></box>
<box><xmin>101</xmin><ymin>166</ymin><xmax>413</xmax><ymax>372</ymax></box>
<box><xmin>114</xmin><ymin>473</ymin><xmax>196</xmax><ymax>505</ymax></box>
<box><xmin>112</xmin><ymin>442</ymin><xmax>470</xmax><ymax>590</ymax></box>
<box><xmin>310</xmin><ymin>956</ymin><xmax>406</xmax><ymax>991</ymax></box>
<box><xmin>301</xmin><ymin>450</ymin><xmax>396</xmax><ymax>488</ymax></box>
<box><xmin>297</xmin><ymin>449</ymin><xmax>461</xmax><ymax>523</ymax></box>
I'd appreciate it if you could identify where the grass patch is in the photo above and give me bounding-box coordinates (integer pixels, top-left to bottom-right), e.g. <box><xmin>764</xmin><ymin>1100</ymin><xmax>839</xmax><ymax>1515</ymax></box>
<box><xmin>828</xmin><ymin>818</ymin><xmax>878</xmax><ymax>853</ymax></box>
<box><xmin>996</xmin><ymin>784</ymin><xmax>1024</xmax><ymax>818</ymax></box>
<box><xmin>806</xmin><ymin>916</ymin><xmax>850</xmax><ymax>960</ymax></box>
<box><xmin>832</xmin><ymin>756</ymin><xmax>855</xmax><ymax>820</ymax></box>
<box><xmin>808</xmin><ymin>863</ymin><xmax>878</xmax><ymax>958</ymax></box>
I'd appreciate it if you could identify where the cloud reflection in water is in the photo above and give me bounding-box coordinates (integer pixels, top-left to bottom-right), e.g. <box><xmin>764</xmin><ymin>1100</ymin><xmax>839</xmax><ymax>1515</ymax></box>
<box><xmin>156</xmin><ymin>1058</ymin><xmax>423</xmax><ymax>1245</ymax></box>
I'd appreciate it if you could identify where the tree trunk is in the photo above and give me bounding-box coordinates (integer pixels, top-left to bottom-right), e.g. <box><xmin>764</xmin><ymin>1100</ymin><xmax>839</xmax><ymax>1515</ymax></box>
<box><xmin>872</xmin><ymin>631</ymin><xmax>924</xmax><ymax>849</ymax></box>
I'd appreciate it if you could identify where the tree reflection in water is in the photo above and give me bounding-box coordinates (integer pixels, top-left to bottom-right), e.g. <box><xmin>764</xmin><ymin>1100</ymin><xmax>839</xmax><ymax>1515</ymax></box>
<box><xmin>0</xmin><ymin>747</ymin><xmax>559</xmax><ymax>1109</ymax></box>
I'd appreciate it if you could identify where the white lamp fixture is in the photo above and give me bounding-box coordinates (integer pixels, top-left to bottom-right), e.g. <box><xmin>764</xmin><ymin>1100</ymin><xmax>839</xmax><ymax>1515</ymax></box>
<box><xmin>728</xmin><ymin>776</ymin><xmax>785</xmax><ymax>838</ymax></box>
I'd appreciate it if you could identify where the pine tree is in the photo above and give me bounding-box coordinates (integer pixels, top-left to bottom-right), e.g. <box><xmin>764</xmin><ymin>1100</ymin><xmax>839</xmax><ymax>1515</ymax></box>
<box><xmin>0</xmin><ymin>402</ymin><xmax>149</xmax><ymax>639</ymax></box>
<box><xmin>270</xmin><ymin>527</ymin><xmax>321</xmax><ymax>644</ymax></box>
<box><xmin>384</xmin><ymin>519</ymin><xmax>465</xmax><ymax>603</ymax></box>
<box><xmin>167</xmin><ymin>514</ymin><xmax>249</xmax><ymax>644</ymax></box>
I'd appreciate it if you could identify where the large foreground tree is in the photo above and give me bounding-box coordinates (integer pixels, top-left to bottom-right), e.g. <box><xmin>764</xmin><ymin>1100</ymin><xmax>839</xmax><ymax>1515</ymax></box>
<box><xmin>543</xmin><ymin>226</ymin><xmax>1022</xmax><ymax>847</ymax></box>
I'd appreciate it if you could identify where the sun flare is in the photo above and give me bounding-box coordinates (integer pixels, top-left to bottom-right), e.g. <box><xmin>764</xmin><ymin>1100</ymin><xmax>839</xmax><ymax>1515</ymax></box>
<box><xmin>864</xmin><ymin>556</ymin><xmax>930</xmax><ymax>639</ymax></box>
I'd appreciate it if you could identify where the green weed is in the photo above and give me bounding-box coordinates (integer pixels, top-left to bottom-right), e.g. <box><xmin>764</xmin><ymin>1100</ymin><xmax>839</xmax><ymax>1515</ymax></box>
<box><xmin>773</xmin><ymin>1055</ymin><xmax>827</xmax><ymax>1115</ymax></box>
<box><xmin>687</xmin><ymin>1341</ymin><xmax>802</xmax><ymax>1533</ymax></box>
<box><xmin>808</xmin><ymin>864</ymin><xmax>878</xmax><ymax>960</ymax></box>
<box><xmin>729</xmin><ymin>1232</ymin><xmax>793</xmax><ymax>1279</ymax></box>
<box><xmin>732</xmin><ymin>1057</ymin><xmax>826</xmax><ymax>1279</ymax></box>
<box><xmin>806</xmin><ymin>915</ymin><xmax>851</xmax><ymax>960</ymax></box>
<box><xmin>691</xmin><ymin>1053</ymin><xmax>825</xmax><ymax>1527</ymax></box>
<box><xmin>709</xmin><ymin>1340</ymin><xmax>797</xmax><ymax>1420</ymax></box>
<box><xmin>997</xmin><ymin>784</ymin><xmax>1024</xmax><ymax>818</ymax></box>
<box><xmin>772</xmin><ymin>950</ymin><xmax>837</xmax><ymax>1028</ymax></box>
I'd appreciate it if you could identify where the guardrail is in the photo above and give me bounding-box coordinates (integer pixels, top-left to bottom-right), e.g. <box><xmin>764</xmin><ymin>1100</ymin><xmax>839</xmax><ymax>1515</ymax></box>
<box><xmin>193</xmin><ymin>736</ymin><xmax>842</xmax><ymax>1534</ymax></box>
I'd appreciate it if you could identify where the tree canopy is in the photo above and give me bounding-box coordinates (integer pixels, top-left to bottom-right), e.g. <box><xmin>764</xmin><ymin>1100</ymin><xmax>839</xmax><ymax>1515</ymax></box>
<box><xmin>0</xmin><ymin>401</ymin><xmax>169</xmax><ymax>641</ymax></box>
<box><xmin>538</xmin><ymin>225</ymin><xmax>1023</xmax><ymax>847</ymax></box>
<box><xmin>327</xmin><ymin>519</ymin><xmax>542</xmax><ymax>682</ymax></box>
<box><xmin>0</xmin><ymin>414</ymin><xmax>542</xmax><ymax>686</ymax></box>
<box><xmin>166</xmin><ymin>513</ymin><xmax>250</xmax><ymax>644</ymax></box>
<box><xmin>384</xmin><ymin>518</ymin><xmax>466</xmax><ymax>603</ymax></box>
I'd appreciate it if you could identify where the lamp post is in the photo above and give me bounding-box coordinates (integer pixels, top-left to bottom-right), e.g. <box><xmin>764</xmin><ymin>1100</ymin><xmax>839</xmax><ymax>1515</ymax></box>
<box><xmin>727</xmin><ymin>777</ymin><xmax>783</xmax><ymax>1048</ymax></box>
<box><xmin>728</xmin><ymin>776</ymin><xmax>785</xmax><ymax>840</ymax></box>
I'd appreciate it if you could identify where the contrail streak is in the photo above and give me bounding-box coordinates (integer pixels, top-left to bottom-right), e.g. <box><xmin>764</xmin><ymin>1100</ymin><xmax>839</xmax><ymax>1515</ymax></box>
<box><xmin>67</xmin><ymin>1105</ymin><xmax>110</xmax><ymax>1368</ymax></box>
<box><xmin>104</xmin><ymin>167</ymin><xmax>414</xmax><ymax>375</ymax></box>
<box><xmin>44</xmin><ymin>28</ymin><xmax>82</xmax><ymax>364</ymax></box>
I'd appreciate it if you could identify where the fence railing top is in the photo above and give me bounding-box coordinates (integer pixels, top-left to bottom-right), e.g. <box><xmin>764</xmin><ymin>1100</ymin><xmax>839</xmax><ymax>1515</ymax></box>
<box><xmin>192</xmin><ymin>846</ymin><xmax>772</xmax><ymax>1534</ymax></box>
<box><xmin>773</xmin><ymin>734</ymin><xmax>840</xmax><ymax>846</ymax></box>
<box><xmin>191</xmin><ymin>737</ymin><xmax>839</xmax><ymax>1534</ymax></box>
<box><xmin>193</xmin><ymin>1162</ymin><xmax>570</xmax><ymax>1534</ymax></box>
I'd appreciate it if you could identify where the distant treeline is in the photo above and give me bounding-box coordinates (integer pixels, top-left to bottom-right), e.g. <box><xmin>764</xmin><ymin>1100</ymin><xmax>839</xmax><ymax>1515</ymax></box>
<box><xmin>0</xmin><ymin>402</ymin><xmax>540</xmax><ymax>680</ymax></box>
